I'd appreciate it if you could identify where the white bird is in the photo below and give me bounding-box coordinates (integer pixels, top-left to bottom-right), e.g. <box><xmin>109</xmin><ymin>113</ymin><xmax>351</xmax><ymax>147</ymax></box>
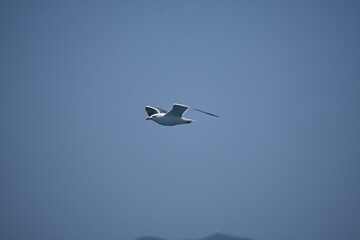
<box><xmin>145</xmin><ymin>103</ymin><xmax>218</xmax><ymax>126</ymax></box>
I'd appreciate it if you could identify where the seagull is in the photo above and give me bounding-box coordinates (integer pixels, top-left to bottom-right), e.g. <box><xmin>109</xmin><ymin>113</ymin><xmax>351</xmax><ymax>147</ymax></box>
<box><xmin>145</xmin><ymin>103</ymin><xmax>218</xmax><ymax>126</ymax></box>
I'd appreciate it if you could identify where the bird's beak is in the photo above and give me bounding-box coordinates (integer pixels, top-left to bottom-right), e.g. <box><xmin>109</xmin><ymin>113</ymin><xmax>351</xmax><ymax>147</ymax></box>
<box><xmin>146</xmin><ymin>117</ymin><xmax>151</xmax><ymax>120</ymax></box>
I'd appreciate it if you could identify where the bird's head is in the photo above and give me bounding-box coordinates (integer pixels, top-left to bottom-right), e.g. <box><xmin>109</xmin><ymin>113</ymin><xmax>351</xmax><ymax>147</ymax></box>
<box><xmin>146</xmin><ymin>114</ymin><xmax>158</xmax><ymax>120</ymax></box>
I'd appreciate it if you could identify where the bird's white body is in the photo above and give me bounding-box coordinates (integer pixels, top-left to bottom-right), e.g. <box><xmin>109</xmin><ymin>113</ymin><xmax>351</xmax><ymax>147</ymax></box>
<box><xmin>150</xmin><ymin>113</ymin><xmax>193</xmax><ymax>126</ymax></box>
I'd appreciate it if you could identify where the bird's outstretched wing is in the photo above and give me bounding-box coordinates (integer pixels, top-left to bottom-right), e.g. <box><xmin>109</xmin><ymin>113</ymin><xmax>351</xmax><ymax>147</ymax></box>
<box><xmin>145</xmin><ymin>106</ymin><xmax>168</xmax><ymax>116</ymax></box>
<box><xmin>192</xmin><ymin>108</ymin><xmax>219</xmax><ymax>117</ymax></box>
<box><xmin>165</xmin><ymin>103</ymin><xmax>190</xmax><ymax>118</ymax></box>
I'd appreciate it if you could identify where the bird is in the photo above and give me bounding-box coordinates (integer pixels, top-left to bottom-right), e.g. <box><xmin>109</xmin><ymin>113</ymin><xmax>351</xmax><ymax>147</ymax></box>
<box><xmin>145</xmin><ymin>103</ymin><xmax>218</xmax><ymax>126</ymax></box>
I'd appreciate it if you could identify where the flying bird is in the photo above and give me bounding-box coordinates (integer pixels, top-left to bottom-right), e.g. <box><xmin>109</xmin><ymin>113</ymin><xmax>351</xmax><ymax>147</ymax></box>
<box><xmin>145</xmin><ymin>103</ymin><xmax>218</xmax><ymax>126</ymax></box>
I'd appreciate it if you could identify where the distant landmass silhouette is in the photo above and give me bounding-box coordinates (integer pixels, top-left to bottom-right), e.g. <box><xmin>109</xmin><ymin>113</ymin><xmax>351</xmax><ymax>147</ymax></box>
<box><xmin>136</xmin><ymin>233</ymin><xmax>252</xmax><ymax>240</ymax></box>
<box><xmin>137</xmin><ymin>237</ymin><xmax>167</xmax><ymax>240</ymax></box>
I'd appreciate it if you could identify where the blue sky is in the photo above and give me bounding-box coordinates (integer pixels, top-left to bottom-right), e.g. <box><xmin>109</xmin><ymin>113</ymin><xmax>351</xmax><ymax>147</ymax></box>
<box><xmin>1</xmin><ymin>1</ymin><xmax>360</xmax><ymax>240</ymax></box>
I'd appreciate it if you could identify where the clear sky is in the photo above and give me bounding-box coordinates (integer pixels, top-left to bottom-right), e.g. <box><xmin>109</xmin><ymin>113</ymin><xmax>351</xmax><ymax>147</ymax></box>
<box><xmin>1</xmin><ymin>1</ymin><xmax>360</xmax><ymax>240</ymax></box>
